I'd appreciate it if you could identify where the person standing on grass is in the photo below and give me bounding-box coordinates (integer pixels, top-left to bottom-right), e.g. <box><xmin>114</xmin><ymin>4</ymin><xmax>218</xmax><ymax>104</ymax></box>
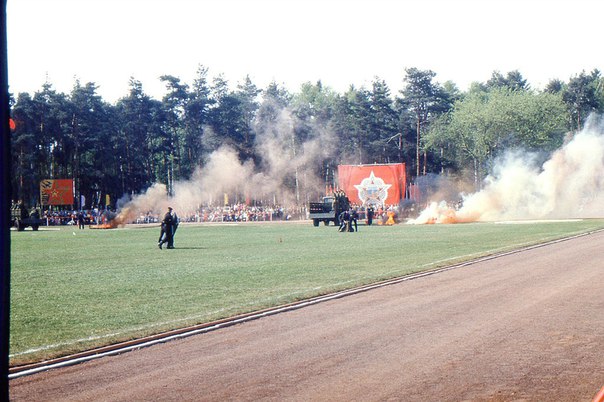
<box><xmin>349</xmin><ymin>208</ymin><xmax>358</xmax><ymax>232</ymax></box>
<box><xmin>158</xmin><ymin>218</ymin><xmax>167</xmax><ymax>248</ymax></box>
<box><xmin>168</xmin><ymin>207</ymin><xmax>179</xmax><ymax>249</ymax></box>
<box><xmin>77</xmin><ymin>211</ymin><xmax>85</xmax><ymax>229</ymax></box>
<box><xmin>158</xmin><ymin>207</ymin><xmax>175</xmax><ymax>249</ymax></box>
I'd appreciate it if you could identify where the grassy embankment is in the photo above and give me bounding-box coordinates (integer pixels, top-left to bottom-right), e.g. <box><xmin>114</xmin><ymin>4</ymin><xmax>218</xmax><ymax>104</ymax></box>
<box><xmin>9</xmin><ymin>219</ymin><xmax>604</xmax><ymax>365</ymax></box>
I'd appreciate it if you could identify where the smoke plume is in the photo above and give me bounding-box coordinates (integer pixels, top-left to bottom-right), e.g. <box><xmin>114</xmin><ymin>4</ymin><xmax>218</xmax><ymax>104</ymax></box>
<box><xmin>409</xmin><ymin>115</ymin><xmax>604</xmax><ymax>224</ymax></box>
<box><xmin>112</xmin><ymin>107</ymin><xmax>334</xmax><ymax>225</ymax></box>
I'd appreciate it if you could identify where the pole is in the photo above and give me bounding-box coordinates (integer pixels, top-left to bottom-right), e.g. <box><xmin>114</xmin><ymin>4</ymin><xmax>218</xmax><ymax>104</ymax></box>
<box><xmin>0</xmin><ymin>0</ymin><xmax>12</xmax><ymax>398</ymax></box>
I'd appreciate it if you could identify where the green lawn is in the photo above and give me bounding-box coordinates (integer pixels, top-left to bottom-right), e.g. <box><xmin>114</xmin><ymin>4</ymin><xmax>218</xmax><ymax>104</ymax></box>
<box><xmin>9</xmin><ymin>219</ymin><xmax>604</xmax><ymax>365</ymax></box>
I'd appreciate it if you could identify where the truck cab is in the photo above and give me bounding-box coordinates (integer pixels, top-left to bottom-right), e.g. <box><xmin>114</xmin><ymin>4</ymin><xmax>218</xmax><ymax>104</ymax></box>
<box><xmin>308</xmin><ymin>193</ymin><xmax>349</xmax><ymax>227</ymax></box>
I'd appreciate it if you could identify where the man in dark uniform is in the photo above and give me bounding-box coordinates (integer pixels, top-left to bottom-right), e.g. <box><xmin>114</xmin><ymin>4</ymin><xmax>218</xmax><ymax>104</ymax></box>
<box><xmin>77</xmin><ymin>211</ymin><xmax>85</xmax><ymax>229</ymax></box>
<box><xmin>349</xmin><ymin>208</ymin><xmax>358</xmax><ymax>232</ymax></box>
<box><xmin>18</xmin><ymin>200</ymin><xmax>27</xmax><ymax>221</ymax></box>
<box><xmin>366</xmin><ymin>205</ymin><xmax>374</xmax><ymax>226</ymax></box>
<box><xmin>168</xmin><ymin>208</ymin><xmax>179</xmax><ymax>248</ymax></box>
<box><xmin>338</xmin><ymin>209</ymin><xmax>350</xmax><ymax>232</ymax></box>
<box><xmin>158</xmin><ymin>220</ymin><xmax>167</xmax><ymax>248</ymax></box>
<box><xmin>158</xmin><ymin>207</ymin><xmax>175</xmax><ymax>249</ymax></box>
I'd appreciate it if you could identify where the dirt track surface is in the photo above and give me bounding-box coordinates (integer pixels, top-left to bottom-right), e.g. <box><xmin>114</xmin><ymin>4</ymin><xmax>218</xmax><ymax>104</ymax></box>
<box><xmin>11</xmin><ymin>231</ymin><xmax>604</xmax><ymax>401</ymax></box>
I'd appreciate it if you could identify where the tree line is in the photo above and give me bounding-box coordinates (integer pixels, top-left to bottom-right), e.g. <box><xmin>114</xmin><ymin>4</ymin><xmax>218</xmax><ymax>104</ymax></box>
<box><xmin>9</xmin><ymin>66</ymin><xmax>604</xmax><ymax>208</ymax></box>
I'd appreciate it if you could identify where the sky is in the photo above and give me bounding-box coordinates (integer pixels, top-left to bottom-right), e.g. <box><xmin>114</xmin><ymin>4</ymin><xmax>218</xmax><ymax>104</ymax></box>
<box><xmin>6</xmin><ymin>0</ymin><xmax>604</xmax><ymax>103</ymax></box>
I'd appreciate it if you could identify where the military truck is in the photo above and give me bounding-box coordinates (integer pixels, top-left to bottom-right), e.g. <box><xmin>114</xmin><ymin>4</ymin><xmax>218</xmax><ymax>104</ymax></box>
<box><xmin>10</xmin><ymin>202</ymin><xmax>44</xmax><ymax>231</ymax></box>
<box><xmin>308</xmin><ymin>191</ymin><xmax>350</xmax><ymax>227</ymax></box>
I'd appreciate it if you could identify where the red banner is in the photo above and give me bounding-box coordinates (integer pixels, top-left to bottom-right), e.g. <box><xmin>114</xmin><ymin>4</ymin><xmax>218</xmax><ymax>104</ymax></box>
<box><xmin>40</xmin><ymin>179</ymin><xmax>74</xmax><ymax>205</ymax></box>
<box><xmin>337</xmin><ymin>164</ymin><xmax>406</xmax><ymax>206</ymax></box>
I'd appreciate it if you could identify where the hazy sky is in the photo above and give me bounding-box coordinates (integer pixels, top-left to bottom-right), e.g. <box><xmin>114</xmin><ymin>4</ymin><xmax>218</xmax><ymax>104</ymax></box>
<box><xmin>7</xmin><ymin>0</ymin><xmax>604</xmax><ymax>103</ymax></box>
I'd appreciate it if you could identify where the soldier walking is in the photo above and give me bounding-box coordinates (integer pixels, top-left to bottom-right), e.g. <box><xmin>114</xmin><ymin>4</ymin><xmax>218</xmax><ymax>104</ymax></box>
<box><xmin>168</xmin><ymin>208</ymin><xmax>179</xmax><ymax>248</ymax></box>
<box><xmin>158</xmin><ymin>207</ymin><xmax>178</xmax><ymax>249</ymax></box>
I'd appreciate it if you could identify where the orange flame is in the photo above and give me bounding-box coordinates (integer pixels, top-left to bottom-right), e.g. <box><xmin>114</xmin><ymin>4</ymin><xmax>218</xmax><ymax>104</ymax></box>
<box><xmin>89</xmin><ymin>223</ymin><xmax>116</xmax><ymax>229</ymax></box>
<box><xmin>89</xmin><ymin>206</ymin><xmax>139</xmax><ymax>229</ymax></box>
<box><xmin>408</xmin><ymin>201</ymin><xmax>476</xmax><ymax>225</ymax></box>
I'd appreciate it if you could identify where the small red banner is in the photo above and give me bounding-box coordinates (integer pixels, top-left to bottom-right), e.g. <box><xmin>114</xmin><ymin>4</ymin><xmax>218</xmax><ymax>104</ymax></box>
<box><xmin>40</xmin><ymin>179</ymin><xmax>74</xmax><ymax>205</ymax></box>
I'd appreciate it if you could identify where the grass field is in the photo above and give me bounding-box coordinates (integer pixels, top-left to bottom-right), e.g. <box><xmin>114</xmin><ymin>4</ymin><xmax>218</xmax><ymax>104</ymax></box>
<box><xmin>9</xmin><ymin>219</ymin><xmax>604</xmax><ymax>365</ymax></box>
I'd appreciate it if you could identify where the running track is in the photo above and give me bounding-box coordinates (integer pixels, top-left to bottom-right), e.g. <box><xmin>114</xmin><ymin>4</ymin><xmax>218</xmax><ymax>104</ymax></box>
<box><xmin>11</xmin><ymin>230</ymin><xmax>604</xmax><ymax>401</ymax></box>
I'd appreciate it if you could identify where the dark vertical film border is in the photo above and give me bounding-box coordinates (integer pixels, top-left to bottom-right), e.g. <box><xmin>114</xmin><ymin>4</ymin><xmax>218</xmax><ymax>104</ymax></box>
<box><xmin>0</xmin><ymin>0</ymin><xmax>11</xmax><ymax>399</ymax></box>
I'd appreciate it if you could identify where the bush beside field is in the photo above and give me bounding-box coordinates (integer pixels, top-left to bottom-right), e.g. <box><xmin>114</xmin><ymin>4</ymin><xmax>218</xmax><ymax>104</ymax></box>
<box><xmin>9</xmin><ymin>219</ymin><xmax>604</xmax><ymax>365</ymax></box>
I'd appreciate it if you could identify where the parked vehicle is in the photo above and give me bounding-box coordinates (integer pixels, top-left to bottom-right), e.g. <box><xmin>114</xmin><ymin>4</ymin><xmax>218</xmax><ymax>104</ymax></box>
<box><xmin>308</xmin><ymin>191</ymin><xmax>350</xmax><ymax>227</ymax></box>
<box><xmin>10</xmin><ymin>202</ymin><xmax>44</xmax><ymax>231</ymax></box>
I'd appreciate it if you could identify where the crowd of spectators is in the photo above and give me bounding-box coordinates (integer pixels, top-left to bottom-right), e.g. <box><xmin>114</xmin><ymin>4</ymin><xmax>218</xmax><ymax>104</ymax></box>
<box><xmin>134</xmin><ymin>204</ymin><xmax>307</xmax><ymax>224</ymax></box>
<box><xmin>42</xmin><ymin>208</ymin><xmax>113</xmax><ymax>226</ymax></box>
<box><xmin>17</xmin><ymin>202</ymin><xmax>412</xmax><ymax>227</ymax></box>
<box><xmin>30</xmin><ymin>204</ymin><xmax>307</xmax><ymax>226</ymax></box>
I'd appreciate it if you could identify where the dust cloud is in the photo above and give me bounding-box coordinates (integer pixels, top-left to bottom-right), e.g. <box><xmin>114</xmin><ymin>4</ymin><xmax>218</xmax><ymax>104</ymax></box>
<box><xmin>409</xmin><ymin>115</ymin><xmax>604</xmax><ymax>224</ymax></box>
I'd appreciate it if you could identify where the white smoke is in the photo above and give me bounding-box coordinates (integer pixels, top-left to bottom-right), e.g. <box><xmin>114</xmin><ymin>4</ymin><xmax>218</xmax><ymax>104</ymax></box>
<box><xmin>410</xmin><ymin>115</ymin><xmax>604</xmax><ymax>223</ymax></box>
<box><xmin>114</xmin><ymin>107</ymin><xmax>334</xmax><ymax>223</ymax></box>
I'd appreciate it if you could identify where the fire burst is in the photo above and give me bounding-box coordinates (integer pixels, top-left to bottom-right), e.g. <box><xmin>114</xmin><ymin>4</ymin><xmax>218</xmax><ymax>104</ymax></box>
<box><xmin>89</xmin><ymin>206</ymin><xmax>137</xmax><ymax>229</ymax></box>
<box><xmin>408</xmin><ymin>202</ymin><xmax>465</xmax><ymax>224</ymax></box>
